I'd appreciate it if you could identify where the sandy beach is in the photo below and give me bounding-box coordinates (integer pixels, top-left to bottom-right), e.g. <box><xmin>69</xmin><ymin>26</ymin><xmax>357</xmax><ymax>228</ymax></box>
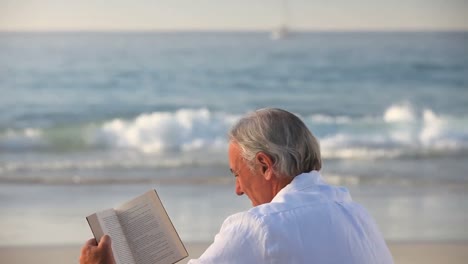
<box><xmin>1</xmin><ymin>241</ymin><xmax>467</xmax><ymax>264</ymax></box>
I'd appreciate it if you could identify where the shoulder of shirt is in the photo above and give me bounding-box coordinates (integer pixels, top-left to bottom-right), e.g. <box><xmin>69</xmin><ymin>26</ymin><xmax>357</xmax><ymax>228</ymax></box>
<box><xmin>225</xmin><ymin>193</ymin><xmax>346</xmax><ymax>225</ymax></box>
<box><xmin>218</xmin><ymin>210</ymin><xmax>268</xmax><ymax>237</ymax></box>
<box><xmin>222</xmin><ymin>201</ymin><xmax>294</xmax><ymax>228</ymax></box>
<box><xmin>247</xmin><ymin>200</ymin><xmax>298</xmax><ymax>218</ymax></box>
<box><xmin>219</xmin><ymin>202</ymin><xmax>310</xmax><ymax>239</ymax></box>
<box><xmin>222</xmin><ymin>210</ymin><xmax>262</xmax><ymax>226</ymax></box>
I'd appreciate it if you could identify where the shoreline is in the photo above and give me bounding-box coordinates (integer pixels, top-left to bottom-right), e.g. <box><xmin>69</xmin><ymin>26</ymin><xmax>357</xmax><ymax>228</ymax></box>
<box><xmin>1</xmin><ymin>241</ymin><xmax>467</xmax><ymax>264</ymax></box>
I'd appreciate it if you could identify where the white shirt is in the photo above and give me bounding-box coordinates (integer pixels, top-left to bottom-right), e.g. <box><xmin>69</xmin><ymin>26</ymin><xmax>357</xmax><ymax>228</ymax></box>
<box><xmin>188</xmin><ymin>171</ymin><xmax>394</xmax><ymax>264</ymax></box>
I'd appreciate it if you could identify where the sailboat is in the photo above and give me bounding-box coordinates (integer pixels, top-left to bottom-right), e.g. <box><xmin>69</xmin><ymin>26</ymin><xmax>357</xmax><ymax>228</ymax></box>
<box><xmin>271</xmin><ymin>25</ymin><xmax>289</xmax><ymax>40</ymax></box>
<box><xmin>271</xmin><ymin>0</ymin><xmax>290</xmax><ymax>40</ymax></box>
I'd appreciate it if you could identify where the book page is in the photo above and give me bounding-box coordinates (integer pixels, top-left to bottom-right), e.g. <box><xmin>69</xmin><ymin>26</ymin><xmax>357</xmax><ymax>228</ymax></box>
<box><xmin>95</xmin><ymin>209</ymin><xmax>137</xmax><ymax>264</ymax></box>
<box><xmin>116</xmin><ymin>190</ymin><xmax>187</xmax><ymax>264</ymax></box>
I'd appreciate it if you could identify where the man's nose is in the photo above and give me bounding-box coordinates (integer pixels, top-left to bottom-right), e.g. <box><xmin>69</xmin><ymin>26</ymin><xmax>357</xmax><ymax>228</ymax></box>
<box><xmin>235</xmin><ymin>178</ymin><xmax>244</xmax><ymax>196</ymax></box>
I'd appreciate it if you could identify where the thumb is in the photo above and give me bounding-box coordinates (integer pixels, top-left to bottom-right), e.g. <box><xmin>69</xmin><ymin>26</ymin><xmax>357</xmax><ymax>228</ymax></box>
<box><xmin>98</xmin><ymin>235</ymin><xmax>112</xmax><ymax>249</ymax></box>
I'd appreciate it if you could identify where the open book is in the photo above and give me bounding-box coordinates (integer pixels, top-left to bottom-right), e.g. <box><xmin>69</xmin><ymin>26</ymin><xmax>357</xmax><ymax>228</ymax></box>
<box><xmin>86</xmin><ymin>189</ymin><xmax>188</xmax><ymax>264</ymax></box>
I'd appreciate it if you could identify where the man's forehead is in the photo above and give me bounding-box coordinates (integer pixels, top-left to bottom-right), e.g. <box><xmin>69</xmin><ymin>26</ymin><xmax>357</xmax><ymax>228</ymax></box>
<box><xmin>228</xmin><ymin>142</ymin><xmax>239</xmax><ymax>155</ymax></box>
<box><xmin>228</xmin><ymin>142</ymin><xmax>241</xmax><ymax>165</ymax></box>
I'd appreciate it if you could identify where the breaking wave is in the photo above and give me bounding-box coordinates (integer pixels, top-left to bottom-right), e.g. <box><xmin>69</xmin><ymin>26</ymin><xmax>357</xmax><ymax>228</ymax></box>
<box><xmin>1</xmin><ymin>104</ymin><xmax>467</xmax><ymax>162</ymax></box>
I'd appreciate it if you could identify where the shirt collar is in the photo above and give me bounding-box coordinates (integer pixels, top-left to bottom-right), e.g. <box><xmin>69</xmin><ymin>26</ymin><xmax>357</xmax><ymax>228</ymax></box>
<box><xmin>271</xmin><ymin>171</ymin><xmax>322</xmax><ymax>201</ymax></box>
<box><xmin>272</xmin><ymin>170</ymin><xmax>352</xmax><ymax>203</ymax></box>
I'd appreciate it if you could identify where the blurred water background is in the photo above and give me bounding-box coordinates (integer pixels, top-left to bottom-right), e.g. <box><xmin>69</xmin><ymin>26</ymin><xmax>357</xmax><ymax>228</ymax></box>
<box><xmin>0</xmin><ymin>31</ymin><xmax>467</xmax><ymax>246</ymax></box>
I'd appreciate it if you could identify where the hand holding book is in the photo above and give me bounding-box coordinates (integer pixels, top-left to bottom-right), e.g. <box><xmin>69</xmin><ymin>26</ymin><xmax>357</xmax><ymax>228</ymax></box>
<box><xmin>83</xmin><ymin>190</ymin><xmax>188</xmax><ymax>264</ymax></box>
<box><xmin>80</xmin><ymin>235</ymin><xmax>116</xmax><ymax>264</ymax></box>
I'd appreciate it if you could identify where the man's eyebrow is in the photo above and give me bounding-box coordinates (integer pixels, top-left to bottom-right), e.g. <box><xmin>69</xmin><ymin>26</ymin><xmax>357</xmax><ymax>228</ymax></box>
<box><xmin>229</xmin><ymin>168</ymin><xmax>234</xmax><ymax>173</ymax></box>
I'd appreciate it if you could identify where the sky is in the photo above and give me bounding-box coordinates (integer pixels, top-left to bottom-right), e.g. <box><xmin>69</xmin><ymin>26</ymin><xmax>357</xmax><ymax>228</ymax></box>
<box><xmin>1</xmin><ymin>0</ymin><xmax>467</xmax><ymax>31</ymax></box>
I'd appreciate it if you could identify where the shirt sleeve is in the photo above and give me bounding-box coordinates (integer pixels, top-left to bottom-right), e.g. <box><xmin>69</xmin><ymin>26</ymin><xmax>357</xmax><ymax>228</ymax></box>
<box><xmin>187</xmin><ymin>212</ymin><xmax>267</xmax><ymax>264</ymax></box>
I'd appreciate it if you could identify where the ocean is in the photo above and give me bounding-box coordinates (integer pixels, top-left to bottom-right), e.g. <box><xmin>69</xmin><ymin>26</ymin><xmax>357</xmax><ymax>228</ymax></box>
<box><xmin>0</xmin><ymin>31</ymin><xmax>467</xmax><ymax>246</ymax></box>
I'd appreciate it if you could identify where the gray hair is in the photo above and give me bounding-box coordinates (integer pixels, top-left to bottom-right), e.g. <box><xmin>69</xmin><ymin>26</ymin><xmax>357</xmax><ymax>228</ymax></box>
<box><xmin>228</xmin><ymin>108</ymin><xmax>322</xmax><ymax>178</ymax></box>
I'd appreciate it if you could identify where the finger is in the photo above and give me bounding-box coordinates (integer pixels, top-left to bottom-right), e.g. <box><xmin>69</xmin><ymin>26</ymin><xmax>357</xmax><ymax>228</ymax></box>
<box><xmin>85</xmin><ymin>237</ymin><xmax>98</xmax><ymax>246</ymax></box>
<box><xmin>81</xmin><ymin>238</ymin><xmax>97</xmax><ymax>256</ymax></box>
<box><xmin>98</xmin><ymin>234</ymin><xmax>112</xmax><ymax>249</ymax></box>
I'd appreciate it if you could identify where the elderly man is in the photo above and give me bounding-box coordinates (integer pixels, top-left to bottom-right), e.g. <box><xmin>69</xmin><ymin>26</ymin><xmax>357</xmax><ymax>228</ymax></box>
<box><xmin>81</xmin><ymin>108</ymin><xmax>394</xmax><ymax>264</ymax></box>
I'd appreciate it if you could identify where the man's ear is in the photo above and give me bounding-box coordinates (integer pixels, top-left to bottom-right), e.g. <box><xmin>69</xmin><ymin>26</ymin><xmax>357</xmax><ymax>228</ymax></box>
<box><xmin>255</xmin><ymin>152</ymin><xmax>274</xmax><ymax>180</ymax></box>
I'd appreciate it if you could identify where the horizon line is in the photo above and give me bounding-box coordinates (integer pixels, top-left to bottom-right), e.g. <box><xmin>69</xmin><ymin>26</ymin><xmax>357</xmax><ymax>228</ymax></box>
<box><xmin>1</xmin><ymin>28</ymin><xmax>467</xmax><ymax>33</ymax></box>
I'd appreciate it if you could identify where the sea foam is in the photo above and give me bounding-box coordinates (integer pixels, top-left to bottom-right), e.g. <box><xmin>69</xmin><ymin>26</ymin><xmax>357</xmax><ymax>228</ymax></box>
<box><xmin>0</xmin><ymin>128</ymin><xmax>45</xmax><ymax>151</ymax></box>
<box><xmin>383</xmin><ymin>103</ymin><xmax>415</xmax><ymax>123</ymax></box>
<box><xmin>1</xmin><ymin>105</ymin><xmax>467</xmax><ymax>161</ymax></box>
<box><xmin>320</xmin><ymin>104</ymin><xmax>468</xmax><ymax>159</ymax></box>
<box><xmin>93</xmin><ymin>108</ymin><xmax>237</xmax><ymax>153</ymax></box>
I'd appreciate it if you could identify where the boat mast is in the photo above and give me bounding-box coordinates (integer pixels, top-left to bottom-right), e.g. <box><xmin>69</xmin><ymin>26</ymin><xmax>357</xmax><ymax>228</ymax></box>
<box><xmin>271</xmin><ymin>0</ymin><xmax>289</xmax><ymax>39</ymax></box>
<box><xmin>282</xmin><ymin>0</ymin><xmax>288</xmax><ymax>29</ymax></box>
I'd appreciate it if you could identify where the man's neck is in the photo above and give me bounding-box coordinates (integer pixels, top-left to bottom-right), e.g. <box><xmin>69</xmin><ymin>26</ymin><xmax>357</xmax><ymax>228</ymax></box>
<box><xmin>271</xmin><ymin>175</ymin><xmax>294</xmax><ymax>198</ymax></box>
